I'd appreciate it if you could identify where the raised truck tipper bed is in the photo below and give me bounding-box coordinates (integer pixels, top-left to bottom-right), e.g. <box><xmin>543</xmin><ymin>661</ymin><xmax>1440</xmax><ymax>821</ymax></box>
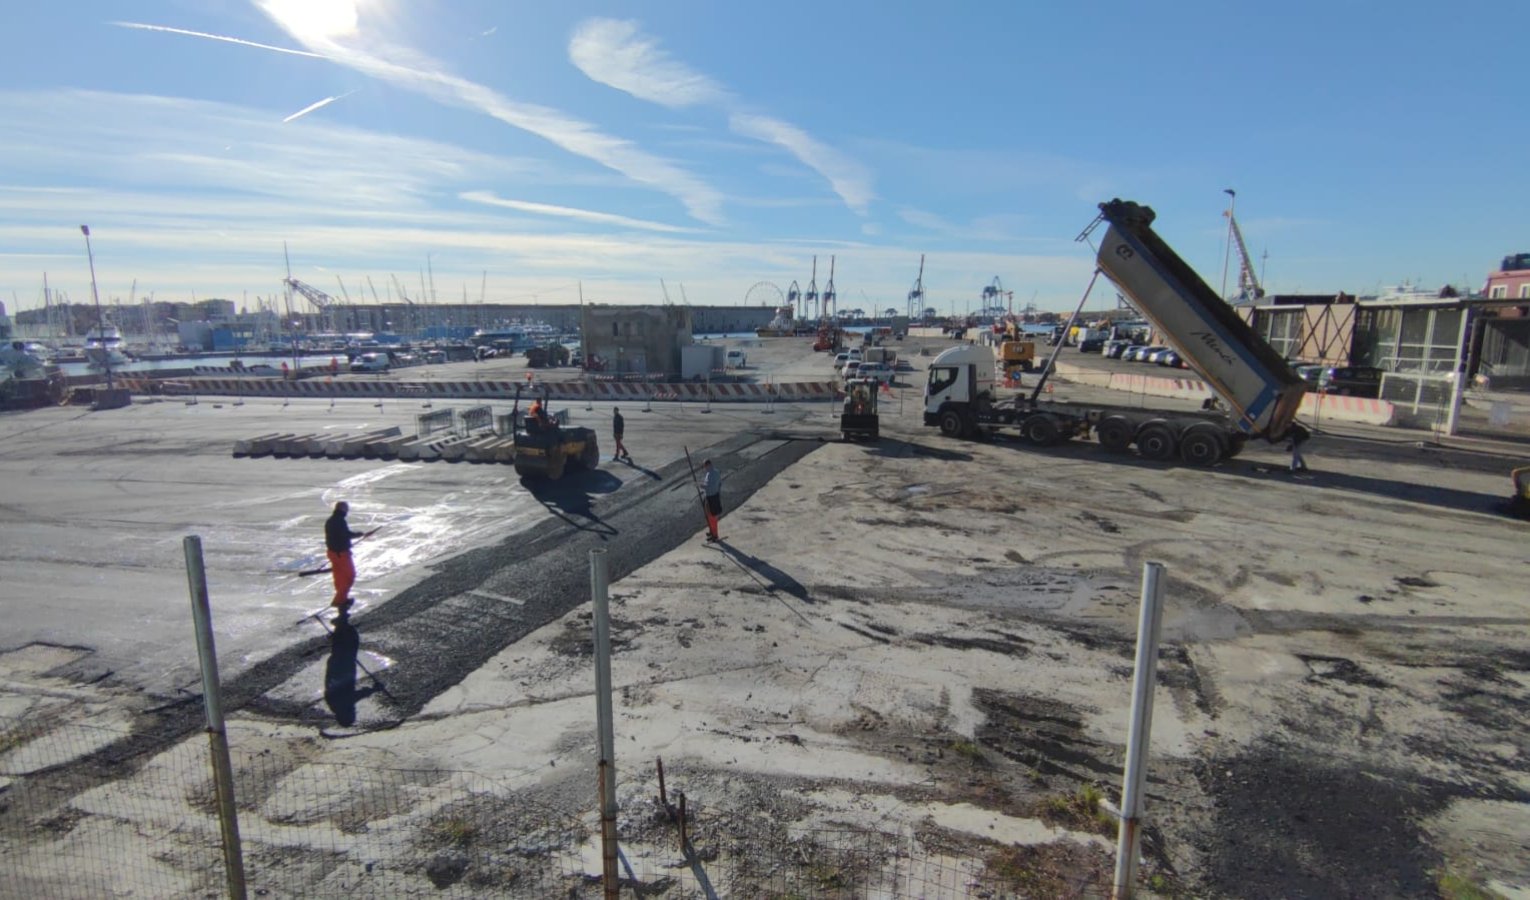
<box><xmin>922</xmin><ymin>199</ymin><xmax>1307</xmax><ymax>466</ymax></box>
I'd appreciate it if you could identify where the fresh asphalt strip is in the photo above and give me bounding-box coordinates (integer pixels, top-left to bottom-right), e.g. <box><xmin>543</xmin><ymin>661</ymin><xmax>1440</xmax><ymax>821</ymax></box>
<box><xmin>47</xmin><ymin>431</ymin><xmax>827</xmax><ymax>783</ymax></box>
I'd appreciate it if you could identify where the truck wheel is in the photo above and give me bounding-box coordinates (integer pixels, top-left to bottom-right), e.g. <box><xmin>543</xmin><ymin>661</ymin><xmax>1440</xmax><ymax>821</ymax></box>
<box><xmin>1179</xmin><ymin>425</ymin><xmax>1226</xmax><ymax>466</ymax></box>
<box><xmin>939</xmin><ymin>409</ymin><xmax>966</xmax><ymax>439</ymax></box>
<box><xmin>1021</xmin><ymin>414</ymin><xmax>1062</xmax><ymax>446</ymax></box>
<box><xmin>1096</xmin><ymin>416</ymin><xmax>1133</xmax><ymax>453</ymax></box>
<box><xmin>1136</xmin><ymin>423</ymin><xmax>1177</xmax><ymax>461</ymax></box>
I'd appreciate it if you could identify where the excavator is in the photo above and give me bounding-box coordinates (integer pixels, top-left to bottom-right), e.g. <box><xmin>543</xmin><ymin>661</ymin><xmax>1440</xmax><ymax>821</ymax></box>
<box><xmin>510</xmin><ymin>387</ymin><xmax>600</xmax><ymax>479</ymax></box>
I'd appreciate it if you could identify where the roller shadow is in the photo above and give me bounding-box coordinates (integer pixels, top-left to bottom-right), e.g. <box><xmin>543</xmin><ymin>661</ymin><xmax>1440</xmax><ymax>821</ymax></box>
<box><xmin>613</xmin><ymin>457</ymin><xmax>663</xmax><ymax>481</ymax></box>
<box><xmin>523</xmin><ymin>468</ymin><xmax>623</xmax><ymax>537</ymax></box>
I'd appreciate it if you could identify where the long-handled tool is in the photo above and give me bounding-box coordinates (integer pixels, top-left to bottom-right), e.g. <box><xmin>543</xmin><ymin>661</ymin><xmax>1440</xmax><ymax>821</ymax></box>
<box><xmin>682</xmin><ymin>447</ymin><xmax>721</xmax><ymax>542</ymax></box>
<box><xmin>297</xmin><ymin>527</ymin><xmax>381</xmax><ymax>577</ymax></box>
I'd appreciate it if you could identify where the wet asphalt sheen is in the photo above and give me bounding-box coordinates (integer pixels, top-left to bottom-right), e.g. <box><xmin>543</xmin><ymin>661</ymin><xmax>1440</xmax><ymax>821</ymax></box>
<box><xmin>68</xmin><ymin>431</ymin><xmax>825</xmax><ymax>774</ymax></box>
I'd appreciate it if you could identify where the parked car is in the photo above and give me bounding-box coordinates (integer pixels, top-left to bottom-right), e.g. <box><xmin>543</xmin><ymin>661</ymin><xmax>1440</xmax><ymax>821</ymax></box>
<box><xmin>1145</xmin><ymin>348</ymin><xmax>1174</xmax><ymax>364</ymax></box>
<box><xmin>1103</xmin><ymin>339</ymin><xmax>1132</xmax><ymax>359</ymax></box>
<box><xmin>855</xmin><ymin>362</ymin><xmax>894</xmax><ymax>384</ymax></box>
<box><xmin>1316</xmin><ymin>365</ymin><xmax>1385</xmax><ymax>397</ymax></box>
<box><xmin>1078</xmin><ymin>337</ymin><xmax>1107</xmax><ymax>353</ymax></box>
<box><xmin>847</xmin><ymin>348</ymin><xmax>864</xmax><ymax>362</ymax></box>
<box><xmin>841</xmin><ymin>361</ymin><xmax>863</xmax><ymax>380</ymax></box>
<box><xmin>349</xmin><ymin>352</ymin><xmax>388</xmax><ymax>372</ymax></box>
<box><xmin>726</xmin><ymin>348</ymin><xmax>747</xmax><ymax>369</ymax></box>
<box><xmin>1129</xmin><ymin>346</ymin><xmax>1167</xmax><ymax>362</ymax></box>
<box><xmin>833</xmin><ymin>351</ymin><xmax>850</xmax><ymax>368</ymax></box>
<box><xmin>1156</xmin><ymin>349</ymin><xmax>1188</xmax><ymax>368</ymax></box>
<box><xmin>1118</xmin><ymin>344</ymin><xmax>1147</xmax><ymax>361</ymax></box>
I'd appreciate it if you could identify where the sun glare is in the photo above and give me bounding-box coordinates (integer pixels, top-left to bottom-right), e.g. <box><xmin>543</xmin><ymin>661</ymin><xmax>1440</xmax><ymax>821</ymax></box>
<box><xmin>261</xmin><ymin>0</ymin><xmax>361</xmax><ymax>39</ymax></box>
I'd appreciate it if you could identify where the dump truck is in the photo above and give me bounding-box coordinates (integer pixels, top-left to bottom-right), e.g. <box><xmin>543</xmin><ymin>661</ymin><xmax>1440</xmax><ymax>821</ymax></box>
<box><xmin>840</xmin><ymin>377</ymin><xmax>880</xmax><ymax>441</ymax></box>
<box><xmin>525</xmin><ymin>343</ymin><xmax>570</xmax><ymax>368</ymax></box>
<box><xmin>511</xmin><ymin>390</ymin><xmax>600</xmax><ymax>479</ymax></box>
<box><xmin>922</xmin><ymin>199</ymin><xmax>1306</xmax><ymax>466</ymax></box>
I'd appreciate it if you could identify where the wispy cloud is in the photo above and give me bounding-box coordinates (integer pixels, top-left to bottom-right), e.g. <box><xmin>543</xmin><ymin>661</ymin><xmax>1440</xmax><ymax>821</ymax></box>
<box><xmin>729</xmin><ymin>114</ymin><xmax>873</xmax><ymax>215</ymax></box>
<box><xmin>113</xmin><ymin>21</ymin><xmax>325</xmax><ymax>59</ymax></box>
<box><xmin>283</xmin><ymin>89</ymin><xmax>357</xmax><ymax>123</ymax></box>
<box><xmin>568</xmin><ymin>18</ymin><xmax>875</xmax><ymax>216</ymax></box>
<box><xmin>251</xmin><ymin>2</ymin><xmax>722</xmax><ymax>224</ymax></box>
<box><xmin>460</xmin><ymin>191</ymin><xmax>700</xmax><ymax>234</ymax></box>
<box><xmin>569</xmin><ymin>19</ymin><xmax>726</xmax><ymax>108</ymax></box>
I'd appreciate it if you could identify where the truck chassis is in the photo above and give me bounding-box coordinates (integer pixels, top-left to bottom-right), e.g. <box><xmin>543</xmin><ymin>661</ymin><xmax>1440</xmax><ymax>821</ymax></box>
<box><xmin>926</xmin><ymin>396</ymin><xmax>1248</xmax><ymax>466</ymax></box>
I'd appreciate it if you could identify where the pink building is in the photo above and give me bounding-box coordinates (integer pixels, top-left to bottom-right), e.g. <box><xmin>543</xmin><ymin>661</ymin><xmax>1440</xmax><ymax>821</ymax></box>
<box><xmin>1484</xmin><ymin>252</ymin><xmax>1530</xmax><ymax>306</ymax></box>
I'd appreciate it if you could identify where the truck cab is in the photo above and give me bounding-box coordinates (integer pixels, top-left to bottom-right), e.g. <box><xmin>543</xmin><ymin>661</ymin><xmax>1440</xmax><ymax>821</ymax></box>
<box><xmin>924</xmin><ymin>345</ymin><xmax>996</xmax><ymax>435</ymax></box>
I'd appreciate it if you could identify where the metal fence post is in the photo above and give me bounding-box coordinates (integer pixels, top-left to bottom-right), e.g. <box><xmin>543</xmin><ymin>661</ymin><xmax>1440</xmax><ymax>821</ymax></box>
<box><xmin>183</xmin><ymin>536</ymin><xmax>248</xmax><ymax>900</ymax></box>
<box><xmin>590</xmin><ymin>549</ymin><xmax>619</xmax><ymax>899</ymax></box>
<box><xmin>1113</xmin><ymin>561</ymin><xmax>1165</xmax><ymax>900</ymax></box>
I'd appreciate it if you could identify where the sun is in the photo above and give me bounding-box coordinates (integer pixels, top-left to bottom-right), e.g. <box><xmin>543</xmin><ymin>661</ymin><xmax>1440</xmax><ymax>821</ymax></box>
<box><xmin>261</xmin><ymin>0</ymin><xmax>362</xmax><ymax>40</ymax></box>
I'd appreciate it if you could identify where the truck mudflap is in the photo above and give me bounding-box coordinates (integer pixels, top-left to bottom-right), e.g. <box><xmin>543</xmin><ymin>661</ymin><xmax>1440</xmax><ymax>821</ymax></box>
<box><xmin>1095</xmin><ymin>199</ymin><xmax>1305</xmax><ymax>441</ymax></box>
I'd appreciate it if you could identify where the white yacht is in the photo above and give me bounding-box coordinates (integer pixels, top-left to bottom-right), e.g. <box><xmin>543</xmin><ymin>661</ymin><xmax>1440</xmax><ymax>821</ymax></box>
<box><xmin>84</xmin><ymin>323</ymin><xmax>131</xmax><ymax>368</ymax></box>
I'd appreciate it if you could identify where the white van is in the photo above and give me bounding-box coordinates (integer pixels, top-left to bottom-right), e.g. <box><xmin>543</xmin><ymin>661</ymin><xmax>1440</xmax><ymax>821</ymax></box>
<box><xmin>725</xmin><ymin>348</ymin><xmax>747</xmax><ymax>369</ymax></box>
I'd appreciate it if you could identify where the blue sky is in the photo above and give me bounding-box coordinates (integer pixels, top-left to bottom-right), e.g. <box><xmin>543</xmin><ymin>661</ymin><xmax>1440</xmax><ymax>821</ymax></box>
<box><xmin>0</xmin><ymin>0</ymin><xmax>1523</xmax><ymax>317</ymax></box>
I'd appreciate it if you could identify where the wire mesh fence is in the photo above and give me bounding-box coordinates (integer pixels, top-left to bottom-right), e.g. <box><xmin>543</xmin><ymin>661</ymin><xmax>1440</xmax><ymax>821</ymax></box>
<box><xmin>2</xmin><ymin>714</ymin><xmax>1125</xmax><ymax>898</ymax></box>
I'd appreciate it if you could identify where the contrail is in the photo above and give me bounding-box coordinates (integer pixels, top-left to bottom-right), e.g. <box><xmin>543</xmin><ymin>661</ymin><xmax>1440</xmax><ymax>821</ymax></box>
<box><xmin>113</xmin><ymin>21</ymin><xmax>327</xmax><ymax>59</ymax></box>
<box><xmin>283</xmin><ymin>90</ymin><xmax>357</xmax><ymax>123</ymax></box>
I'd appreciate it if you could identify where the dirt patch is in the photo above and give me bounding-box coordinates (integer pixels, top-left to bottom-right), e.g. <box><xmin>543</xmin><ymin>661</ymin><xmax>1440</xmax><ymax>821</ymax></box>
<box><xmin>1296</xmin><ymin>654</ymin><xmax>1390</xmax><ymax>689</ymax></box>
<box><xmin>1077</xmin><ymin>511</ymin><xmax>1121</xmax><ymax>534</ymax></box>
<box><xmin>913</xmin><ymin>630</ymin><xmax>1032</xmax><ymax>658</ymax></box>
<box><xmin>973</xmin><ymin>689</ymin><xmax>1119</xmax><ymax>784</ymax></box>
<box><xmin>1192</xmin><ymin>743</ymin><xmax>1453</xmax><ymax>899</ymax></box>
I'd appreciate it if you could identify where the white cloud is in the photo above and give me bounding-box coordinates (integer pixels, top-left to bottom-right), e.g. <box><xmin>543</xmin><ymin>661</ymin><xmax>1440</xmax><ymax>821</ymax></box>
<box><xmin>569</xmin><ymin>19</ymin><xmax>726</xmax><ymax>108</ymax></box>
<box><xmin>113</xmin><ymin>21</ymin><xmax>325</xmax><ymax>59</ymax></box>
<box><xmin>136</xmin><ymin>7</ymin><xmax>728</xmax><ymax>225</ymax></box>
<box><xmin>460</xmin><ymin>192</ymin><xmax>700</xmax><ymax>234</ymax></box>
<box><xmin>567</xmin><ymin>18</ymin><xmax>875</xmax><ymax>217</ymax></box>
<box><xmin>728</xmin><ymin>111</ymin><xmax>875</xmax><ymax>217</ymax></box>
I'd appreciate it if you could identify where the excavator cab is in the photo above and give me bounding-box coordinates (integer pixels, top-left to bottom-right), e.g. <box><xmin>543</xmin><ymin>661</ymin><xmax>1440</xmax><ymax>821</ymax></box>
<box><xmin>840</xmin><ymin>377</ymin><xmax>880</xmax><ymax>441</ymax></box>
<box><xmin>511</xmin><ymin>387</ymin><xmax>600</xmax><ymax>479</ymax></box>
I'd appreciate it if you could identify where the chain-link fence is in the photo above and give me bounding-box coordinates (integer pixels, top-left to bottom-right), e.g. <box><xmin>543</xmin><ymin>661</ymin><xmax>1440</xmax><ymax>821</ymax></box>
<box><xmin>2</xmin><ymin>714</ymin><xmax>1129</xmax><ymax>898</ymax></box>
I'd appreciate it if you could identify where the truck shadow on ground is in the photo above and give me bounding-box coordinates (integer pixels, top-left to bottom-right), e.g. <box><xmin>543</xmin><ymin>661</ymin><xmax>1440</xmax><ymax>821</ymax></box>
<box><xmin>522</xmin><ymin>469</ymin><xmax>622</xmax><ymax>537</ymax></box>
<box><xmin>859</xmin><ymin>437</ymin><xmax>974</xmax><ymax>462</ymax></box>
<box><xmin>989</xmin><ymin>436</ymin><xmax>1510</xmax><ymax>519</ymax></box>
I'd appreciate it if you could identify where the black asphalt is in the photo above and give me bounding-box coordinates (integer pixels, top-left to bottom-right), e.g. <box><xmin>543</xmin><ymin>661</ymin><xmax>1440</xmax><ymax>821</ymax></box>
<box><xmin>59</xmin><ymin>430</ymin><xmax>827</xmax><ymax>779</ymax></box>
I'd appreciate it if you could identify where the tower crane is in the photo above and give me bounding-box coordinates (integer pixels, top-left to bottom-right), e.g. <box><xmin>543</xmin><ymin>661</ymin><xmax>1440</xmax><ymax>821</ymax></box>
<box><xmin>804</xmin><ymin>257</ymin><xmax>819</xmax><ymax>322</ymax></box>
<box><xmin>907</xmin><ymin>255</ymin><xmax>926</xmax><ymax>320</ymax></box>
<box><xmin>1225</xmin><ymin>210</ymin><xmax>1264</xmax><ymax>303</ymax></box>
<box><xmin>822</xmin><ymin>256</ymin><xmax>836</xmax><ymax>321</ymax></box>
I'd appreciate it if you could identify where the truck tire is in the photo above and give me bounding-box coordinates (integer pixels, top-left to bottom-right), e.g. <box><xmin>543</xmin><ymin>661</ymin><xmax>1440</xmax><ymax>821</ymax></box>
<box><xmin>1021</xmin><ymin>414</ymin><xmax>1062</xmax><ymax>447</ymax></box>
<box><xmin>939</xmin><ymin>409</ymin><xmax>966</xmax><ymax>439</ymax></box>
<box><xmin>1179</xmin><ymin>424</ymin><xmax>1226</xmax><ymax>466</ymax></box>
<box><xmin>1136</xmin><ymin>422</ymin><xmax>1177</xmax><ymax>461</ymax></box>
<box><xmin>1095</xmin><ymin>415</ymin><xmax>1133</xmax><ymax>453</ymax></box>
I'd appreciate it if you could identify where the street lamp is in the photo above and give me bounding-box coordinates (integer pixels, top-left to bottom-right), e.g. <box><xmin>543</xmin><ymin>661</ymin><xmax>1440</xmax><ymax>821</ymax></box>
<box><xmin>80</xmin><ymin>225</ymin><xmax>113</xmax><ymax>391</ymax></box>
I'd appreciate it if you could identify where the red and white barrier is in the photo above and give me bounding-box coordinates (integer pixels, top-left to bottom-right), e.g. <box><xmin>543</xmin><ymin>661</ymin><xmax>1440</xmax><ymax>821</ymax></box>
<box><xmin>129</xmin><ymin>377</ymin><xmax>842</xmax><ymax>405</ymax></box>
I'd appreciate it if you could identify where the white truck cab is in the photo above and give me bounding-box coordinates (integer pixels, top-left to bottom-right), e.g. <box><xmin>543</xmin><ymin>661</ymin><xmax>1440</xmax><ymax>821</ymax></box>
<box><xmin>924</xmin><ymin>344</ymin><xmax>995</xmax><ymax>410</ymax></box>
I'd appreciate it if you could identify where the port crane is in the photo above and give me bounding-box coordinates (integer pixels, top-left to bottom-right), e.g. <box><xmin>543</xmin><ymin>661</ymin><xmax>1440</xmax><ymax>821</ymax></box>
<box><xmin>1226</xmin><ymin>210</ymin><xmax>1264</xmax><ymax>303</ymax></box>
<box><xmin>906</xmin><ymin>255</ymin><xmax>925</xmax><ymax>320</ymax></box>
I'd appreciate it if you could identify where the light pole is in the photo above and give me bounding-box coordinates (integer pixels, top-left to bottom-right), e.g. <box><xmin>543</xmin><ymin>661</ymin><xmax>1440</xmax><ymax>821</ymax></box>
<box><xmin>81</xmin><ymin>225</ymin><xmax>113</xmax><ymax>391</ymax></box>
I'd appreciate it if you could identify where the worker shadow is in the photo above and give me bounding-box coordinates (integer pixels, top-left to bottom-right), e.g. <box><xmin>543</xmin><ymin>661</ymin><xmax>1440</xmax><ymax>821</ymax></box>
<box><xmin>613</xmin><ymin>457</ymin><xmax>663</xmax><ymax>481</ymax></box>
<box><xmin>714</xmin><ymin>540</ymin><xmax>812</xmax><ymax>605</ymax></box>
<box><xmin>524</xmin><ymin>470</ymin><xmax>622</xmax><ymax>537</ymax></box>
<box><xmin>323</xmin><ymin>616</ymin><xmax>377</xmax><ymax>727</ymax></box>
